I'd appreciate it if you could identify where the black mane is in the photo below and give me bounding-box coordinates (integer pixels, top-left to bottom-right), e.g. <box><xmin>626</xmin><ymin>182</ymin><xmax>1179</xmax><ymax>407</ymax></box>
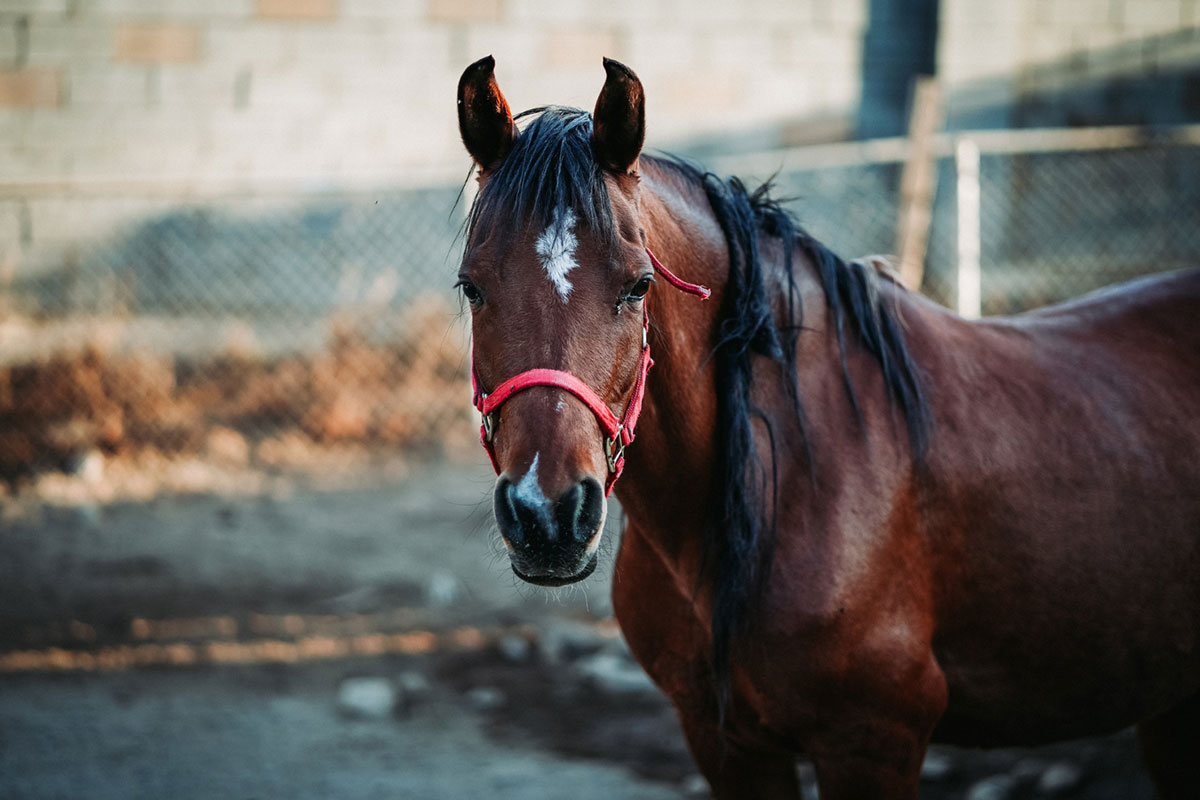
<box><xmin>658</xmin><ymin>158</ymin><xmax>930</xmax><ymax>718</ymax></box>
<box><xmin>464</xmin><ymin>107</ymin><xmax>930</xmax><ymax>715</ymax></box>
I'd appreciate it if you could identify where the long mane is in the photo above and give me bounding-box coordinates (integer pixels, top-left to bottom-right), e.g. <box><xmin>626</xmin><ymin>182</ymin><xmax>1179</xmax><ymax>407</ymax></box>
<box><xmin>656</xmin><ymin>158</ymin><xmax>930</xmax><ymax>715</ymax></box>
<box><xmin>463</xmin><ymin>106</ymin><xmax>931</xmax><ymax>712</ymax></box>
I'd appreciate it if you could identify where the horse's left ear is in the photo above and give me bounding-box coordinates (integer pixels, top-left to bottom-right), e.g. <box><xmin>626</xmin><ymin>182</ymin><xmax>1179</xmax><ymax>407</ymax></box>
<box><xmin>592</xmin><ymin>57</ymin><xmax>645</xmax><ymax>175</ymax></box>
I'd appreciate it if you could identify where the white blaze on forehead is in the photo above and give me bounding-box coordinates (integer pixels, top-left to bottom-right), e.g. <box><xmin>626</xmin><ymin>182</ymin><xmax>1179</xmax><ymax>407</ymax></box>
<box><xmin>535</xmin><ymin>208</ymin><xmax>579</xmax><ymax>303</ymax></box>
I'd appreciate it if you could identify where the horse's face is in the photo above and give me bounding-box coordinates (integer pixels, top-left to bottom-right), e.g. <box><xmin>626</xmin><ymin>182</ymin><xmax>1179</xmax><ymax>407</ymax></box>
<box><xmin>456</xmin><ymin>56</ymin><xmax>648</xmax><ymax>586</ymax></box>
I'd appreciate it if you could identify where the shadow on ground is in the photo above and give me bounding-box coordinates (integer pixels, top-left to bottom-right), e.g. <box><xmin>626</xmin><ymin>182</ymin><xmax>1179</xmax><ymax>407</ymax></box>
<box><xmin>0</xmin><ymin>462</ymin><xmax>1158</xmax><ymax>799</ymax></box>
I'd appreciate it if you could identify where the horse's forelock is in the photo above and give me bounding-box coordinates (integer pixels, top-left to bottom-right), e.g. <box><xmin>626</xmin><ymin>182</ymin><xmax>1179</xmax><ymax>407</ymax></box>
<box><xmin>466</xmin><ymin>106</ymin><xmax>616</xmax><ymax>252</ymax></box>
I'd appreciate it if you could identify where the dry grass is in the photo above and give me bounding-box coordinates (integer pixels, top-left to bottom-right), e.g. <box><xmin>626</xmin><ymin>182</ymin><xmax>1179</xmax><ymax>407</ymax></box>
<box><xmin>0</xmin><ymin>295</ymin><xmax>474</xmax><ymax>488</ymax></box>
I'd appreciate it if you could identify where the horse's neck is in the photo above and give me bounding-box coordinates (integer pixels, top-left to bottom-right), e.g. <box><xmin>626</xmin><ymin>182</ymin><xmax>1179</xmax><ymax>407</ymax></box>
<box><xmin>611</xmin><ymin>164</ymin><xmax>823</xmax><ymax>565</ymax></box>
<box><xmin>615</xmin><ymin>166</ymin><xmax>910</xmax><ymax>576</ymax></box>
<box><xmin>611</xmin><ymin>165</ymin><xmax>731</xmax><ymax>573</ymax></box>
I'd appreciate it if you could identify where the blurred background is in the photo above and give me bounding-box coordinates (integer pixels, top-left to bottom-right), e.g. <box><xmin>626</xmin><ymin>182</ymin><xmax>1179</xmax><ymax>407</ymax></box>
<box><xmin>0</xmin><ymin>1</ymin><xmax>1197</xmax><ymax>798</ymax></box>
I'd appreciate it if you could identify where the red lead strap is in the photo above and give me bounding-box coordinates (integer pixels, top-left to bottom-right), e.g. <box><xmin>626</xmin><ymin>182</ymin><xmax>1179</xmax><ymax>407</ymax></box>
<box><xmin>472</xmin><ymin>247</ymin><xmax>709</xmax><ymax>496</ymax></box>
<box><xmin>646</xmin><ymin>248</ymin><xmax>711</xmax><ymax>299</ymax></box>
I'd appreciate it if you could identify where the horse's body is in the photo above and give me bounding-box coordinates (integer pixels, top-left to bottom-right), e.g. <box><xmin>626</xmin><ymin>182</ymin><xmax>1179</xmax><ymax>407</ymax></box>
<box><xmin>455</xmin><ymin>56</ymin><xmax>1200</xmax><ymax>798</ymax></box>
<box><xmin>915</xmin><ymin>276</ymin><xmax>1200</xmax><ymax>746</ymax></box>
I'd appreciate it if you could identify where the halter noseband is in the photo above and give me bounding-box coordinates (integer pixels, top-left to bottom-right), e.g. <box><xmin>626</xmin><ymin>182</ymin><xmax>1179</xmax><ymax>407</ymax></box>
<box><xmin>471</xmin><ymin>248</ymin><xmax>710</xmax><ymax>496</ymax></box>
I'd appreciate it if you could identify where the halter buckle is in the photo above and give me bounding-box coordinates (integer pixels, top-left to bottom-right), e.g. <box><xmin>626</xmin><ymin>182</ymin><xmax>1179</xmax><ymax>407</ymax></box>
<box><xmin>604</xmin><ymin>427</ymin><xmax>625</xmax><ymax>473</ymax></box>
<box><xmin>482</xmin><ymin>409</ymin><xmax>497</xmax><ymax>443</ymax></box>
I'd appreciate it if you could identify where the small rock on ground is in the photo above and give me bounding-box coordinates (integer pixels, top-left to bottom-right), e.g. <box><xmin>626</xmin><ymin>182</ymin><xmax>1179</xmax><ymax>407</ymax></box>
<box><xmin>966</xmin><ymin>774</ymin><xmax>1017</xmax><ymax>800</ymax></box>
<box><xmin>466</xmin><ymin>686</ymin><xmax>506</xmax><ymax>711</ymax></box>
<box><xmin>536</xmin><ymin>620</ymin><xmax>606</xmax><ymax>664</ymax></box>
<box><xmin>394</xmin><ymin>670</ymin><xmax>431</xmax><ymax>714</ymax></box>
<box><xmin>921</xmin><ymin>750</ymin><xmax>954</xmax><ymax>782</ymax></box>
<box><xmin>575</xmin><ymin>652</ymin><xmax>657</xmax><ymax>695</ymax></box>
<box><xmin>1038</xmin><ymin>761</ymin><xmax>1084</xmax><ymax>795</ymax></box>
<box><xmin>680</xmin><ymin>774</ymin><xmax>709</xmax><ymax>797</ymax></box>
<box><xmin>425</xmin><ymin>570</ymin><xmax>461</xmax><ymax>607</ymax></box>
<box><xmin>497</xmin><ymin>634</ymin><xmax>531</xmax><ymax>663</ymax></box>
<box><xmin>335</xmin><ymin>677</ymin><xmax>397</xmax><ymax>719</ymax></box>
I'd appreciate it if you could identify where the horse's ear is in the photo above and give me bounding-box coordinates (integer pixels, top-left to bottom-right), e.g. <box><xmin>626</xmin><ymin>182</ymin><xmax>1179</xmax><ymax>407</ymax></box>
<box><xmin>457</xmin><ymin>55</ymin><xmax>516</xmax><ymax>171</ymax></box>
<box><xmin>592</xmin><ymin>57</ymin><xmax>645</xmax><ymax>175</ymax></box>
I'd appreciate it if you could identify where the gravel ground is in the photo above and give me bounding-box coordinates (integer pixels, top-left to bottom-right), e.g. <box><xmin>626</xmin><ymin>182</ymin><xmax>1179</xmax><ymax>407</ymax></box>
<box><xmin>0</xmin><ymin>460</ymin><xmax>1159</xmax><ymax>799</ymax></box>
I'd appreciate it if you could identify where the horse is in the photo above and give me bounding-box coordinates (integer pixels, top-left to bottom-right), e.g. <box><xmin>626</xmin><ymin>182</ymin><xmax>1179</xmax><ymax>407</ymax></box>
<box><xmin>453</xmin><ymin>55</ymin><xmax>1200</xmax><ymax>799</ymax></box>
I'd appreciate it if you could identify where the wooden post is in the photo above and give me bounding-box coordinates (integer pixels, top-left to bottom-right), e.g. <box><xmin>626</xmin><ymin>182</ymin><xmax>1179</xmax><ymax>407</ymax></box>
<box><xmin>895</xmin><ymin>77</ymin><xmax>942</xmax><ymax>292</ymax></box>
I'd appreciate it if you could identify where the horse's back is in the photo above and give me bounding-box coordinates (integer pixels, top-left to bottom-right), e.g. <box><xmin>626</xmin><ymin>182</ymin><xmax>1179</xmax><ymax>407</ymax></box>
<box><xmin>916</xmin><ymin>268</ymin><xmax>1200</xmax><ymax>746</ymax></box>
<box><xmin>1018</xmin><ymin>267</ymin><xmax>1200</xmax><ymax>421</ymax></box>
<box><xmin>1017</xmin><ymin>267</ymin><xmax>1200</xmax><ymax>341</ymax></box>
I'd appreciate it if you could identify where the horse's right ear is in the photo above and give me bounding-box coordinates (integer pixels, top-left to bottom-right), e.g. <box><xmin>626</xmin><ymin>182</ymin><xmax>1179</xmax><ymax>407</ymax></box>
<box><xmin>457</xmin><ymin>55</ymin><xmax>516</xmax><ymax>171</ymax></box>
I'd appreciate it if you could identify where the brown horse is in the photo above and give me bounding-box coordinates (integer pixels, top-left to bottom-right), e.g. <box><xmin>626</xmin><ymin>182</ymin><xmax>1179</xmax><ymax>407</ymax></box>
<box><xmin>454</xmin><ymin>55</ymin><xmax>1200</xmax><ymax>799</ymax></box>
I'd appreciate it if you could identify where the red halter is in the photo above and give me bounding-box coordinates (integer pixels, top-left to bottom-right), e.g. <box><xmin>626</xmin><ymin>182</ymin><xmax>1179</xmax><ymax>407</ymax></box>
<box><xmin>471</xmin><ymin>248</ymin><xmax>710</xmax><ymax>496</ymax></box>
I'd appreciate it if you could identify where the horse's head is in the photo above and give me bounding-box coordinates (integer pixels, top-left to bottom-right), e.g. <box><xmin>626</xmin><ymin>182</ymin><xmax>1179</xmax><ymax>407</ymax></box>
<box><xmin>455</xmin><ymin>56</ymin><xmax>654</xmax><ymax>586</ymax></box>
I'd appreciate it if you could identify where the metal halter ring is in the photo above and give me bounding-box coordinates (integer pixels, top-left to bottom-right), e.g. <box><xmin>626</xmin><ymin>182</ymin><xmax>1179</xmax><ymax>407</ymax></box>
<box><xmin>604</xmin><ymin>427</ymin><xmax>626</xmax><ymax>474</ymax></box>
<box><xmin>482</xmin><ymin>408</ymin><xmax>497</xmax><ymax>443</ymax></box>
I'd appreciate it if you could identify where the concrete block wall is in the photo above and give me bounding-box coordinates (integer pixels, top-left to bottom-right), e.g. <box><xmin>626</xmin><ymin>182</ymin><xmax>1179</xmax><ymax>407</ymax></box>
<box><xmin>941</xmin><ymin>0</ymin><xmax>1200</xmax><ymax>85</ymax></box>
<box><xmin>940</xmin><ymin>0</ymin><xmax>1200</xmax><ymax>127</ymax></box>
<box><xmin>3</xmin><ymin>0</ymin><xmax>1197</xmax><ymax>193</ymax></box>
<box><xmin>0</xmin><ymin>0</ymin><xmax>868</xmax><ymax>189</ymax></box>
<box><xmin>2</xmin><ymin>0</ymin><xmax>1195</xmax><ymax>275</ymax></box>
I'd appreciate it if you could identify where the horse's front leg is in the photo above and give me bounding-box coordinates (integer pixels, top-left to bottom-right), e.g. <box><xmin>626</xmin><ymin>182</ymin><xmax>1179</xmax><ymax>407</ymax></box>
<box><xmin>677</xmin><ymin>666</ymin><xmax>938</xmax><ymax>800</ymax></box>
<box><xmin>676</xmin><ymin>711</ymin><xmax>802</xmax><ymax>799</ymax></box>
<box><xmin>802</xmin><ymin>639</ymin><xmax>948</xmax><ymax>800</ymax></box>
<box><xmin>805</xmin><ymin>724</ymin><xmax>928</xmax><ymax>799</ymax></box>
<box><xmin>612</xmin><ymin>528</ymin><xmax>803</xmax><ymax>799</ymax></box>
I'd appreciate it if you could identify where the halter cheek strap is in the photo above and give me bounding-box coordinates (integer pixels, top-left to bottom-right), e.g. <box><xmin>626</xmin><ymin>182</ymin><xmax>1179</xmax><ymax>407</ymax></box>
<box><xmin>471</xmin><ymin>247</ymin><xmax>710</xmax><ymax>496</ymax></box>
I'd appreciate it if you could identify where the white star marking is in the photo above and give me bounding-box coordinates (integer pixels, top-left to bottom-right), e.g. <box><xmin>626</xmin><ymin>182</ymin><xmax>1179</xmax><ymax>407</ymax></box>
<box><xmin>535</xmin><ymin>208</ymin><xmax>579</xmax><ymax>303</ymax></box>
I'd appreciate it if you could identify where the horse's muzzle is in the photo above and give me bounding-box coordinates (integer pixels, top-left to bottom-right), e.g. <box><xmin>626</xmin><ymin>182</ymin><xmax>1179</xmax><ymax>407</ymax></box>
<box><xmin>512</xmin><ymin>553</ymin><xmax>599</xmax><ymax>586</ymax></box>
<box><xmin>494</xmin><ymin>474</ymin><xmax>605</xmax><ymax>585</ymax></box>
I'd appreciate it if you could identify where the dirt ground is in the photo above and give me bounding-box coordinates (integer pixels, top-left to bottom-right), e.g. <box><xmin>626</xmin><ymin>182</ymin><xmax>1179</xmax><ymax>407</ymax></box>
<box><xmin>0</xmin><ymin>460</ymin><xmax>1160</xmax><ymax>799</ymax></box>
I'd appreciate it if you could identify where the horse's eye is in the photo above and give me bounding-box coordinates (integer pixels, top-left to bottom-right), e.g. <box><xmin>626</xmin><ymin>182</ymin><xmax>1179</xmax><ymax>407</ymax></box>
<box><xmin>626</xmin><ymin>276</ymin><xmax>654</xmax><ymax>301</ymax></box>
<box><xmin>456</xmin><ymin>278</ymin><xmax>484</xmax><ymax>307</ymax></box>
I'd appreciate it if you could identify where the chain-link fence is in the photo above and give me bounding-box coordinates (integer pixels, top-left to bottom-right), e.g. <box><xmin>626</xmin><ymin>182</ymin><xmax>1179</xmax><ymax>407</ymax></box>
<box><xmin>0</xmin><ymin>180</ymin><xmax>475</xmax><ymax>496</ymax></box>
<box><xmin>3</xmin><ymin>126</ymin><xmax>1198</xmax><ymax>496</ymax></box>
<box><xmin>713</xmin><ymin>124</ymin><xmax>1200</xmax><ymax>314</ymax></box>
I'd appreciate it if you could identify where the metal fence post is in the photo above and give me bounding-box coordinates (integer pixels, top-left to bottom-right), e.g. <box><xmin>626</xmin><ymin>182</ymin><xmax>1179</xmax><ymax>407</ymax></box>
<box><xmin>955</xmin><ymin>137</ymin><xmax>982</xmax><ymax>319</ymax></box>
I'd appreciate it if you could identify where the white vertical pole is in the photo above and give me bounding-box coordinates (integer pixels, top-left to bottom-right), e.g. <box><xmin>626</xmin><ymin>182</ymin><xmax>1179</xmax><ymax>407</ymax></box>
<box><xmin>955</xmin><ymin>137</ymin><xmax>981</xmax><ymax>319</ymax></box>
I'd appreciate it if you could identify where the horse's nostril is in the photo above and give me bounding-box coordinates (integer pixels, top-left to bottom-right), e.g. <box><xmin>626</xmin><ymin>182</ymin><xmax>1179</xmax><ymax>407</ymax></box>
<box><xmin>493</xmin><ymin>477</ymin><xmax>525</xmax><ymax>545</ymax></box>
<box><xmin>555</xmin><ymin>482</ymin><xmax>583</xmax><ymax>542</ymax></box>
<box><xmin>495</xmin><ymin>474</ymin><xmax>556</xmax><ymax>543</ymax></box>
<box><xmin>558</xmin><ymin>477</ymin><xmax>603</xmax><ymax>544</ymax></box>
